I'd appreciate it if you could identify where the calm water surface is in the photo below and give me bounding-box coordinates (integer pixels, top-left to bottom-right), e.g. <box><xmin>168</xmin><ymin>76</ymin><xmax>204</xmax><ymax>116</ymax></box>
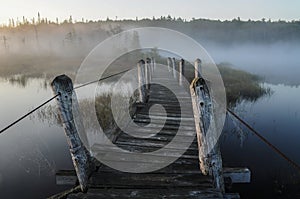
<box><xmin>0</xmin><ymin>77</ymin><xmax>299</xmax><ymax>198</ymax></box>
<box><xmin>221</xmin><ymin>83</ymin><xmax>300</xmax><ymax>198</ymax></box>
<box><xmin>0</xmin><ymin>77</ymin><xmax>73</xmax><ymax>198</ymax></box>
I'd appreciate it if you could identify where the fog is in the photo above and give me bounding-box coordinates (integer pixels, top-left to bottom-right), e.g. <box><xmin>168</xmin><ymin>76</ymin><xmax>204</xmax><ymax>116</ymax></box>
<box><xmin>204</xmin><ymin>41</ymin><xmax>300</xmax><ymax>86</ymax></box>
<box><xmin>0</xmin><ymin>23</ymin><xmax>122</xmax><ymax>56</ymax></box>
<box><xmin>0</xmin><ymin>23</ymin><xmax>137</xmax><ymax>78</ymax></box>
<box><xmin>0</xmin><ymin>20</ymin><xmax>299</xmax><ymax>86</ymax></box>
<box><xmin>1</xmin><ymin>19</ymin><xmax>300</xmax><ymax>199</ymax></box>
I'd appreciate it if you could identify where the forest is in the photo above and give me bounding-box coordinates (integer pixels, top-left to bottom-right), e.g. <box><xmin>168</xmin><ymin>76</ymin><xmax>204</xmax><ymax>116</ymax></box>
<box><xmin>1</xmin><ymin>14</ymin><xmax>300</xmax><ymax>55</ymax></box>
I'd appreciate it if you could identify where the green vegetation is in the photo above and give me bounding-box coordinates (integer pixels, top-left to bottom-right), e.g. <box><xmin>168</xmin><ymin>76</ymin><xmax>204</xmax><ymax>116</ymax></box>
<box><xmin>32</xmin><ymin>63</ymin><xmax>270</xmax><ymax>134</ymax></box>
<box><xmin>217</xmin><ymin>63</ymin><xmax>271</xmax><ymax>106</ymax></box>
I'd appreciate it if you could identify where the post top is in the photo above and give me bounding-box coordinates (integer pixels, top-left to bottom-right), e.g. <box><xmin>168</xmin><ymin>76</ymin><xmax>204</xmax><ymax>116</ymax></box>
<box><xmin>195</xmin><ymin>58</ymin><xmax>202</xmax><ymax>63</ymax></box>
<box><xmin>146</xmin><ymin>58</ymin><xmax>151</xmax><ymax>63</ymax></box>
<box><xmin>51</xmin><ymin>74</ymin><xmax>72</xmax><ymax>85</ymax></box>
<box><xmin>138</xmin><ymin>59</ymin><xmax>145</xmax><ymax>64</ymax></box>
<box><xmin>51</xmin><ymin>74</ymin><xmax>73</xmax><ymax>94</ymax></box>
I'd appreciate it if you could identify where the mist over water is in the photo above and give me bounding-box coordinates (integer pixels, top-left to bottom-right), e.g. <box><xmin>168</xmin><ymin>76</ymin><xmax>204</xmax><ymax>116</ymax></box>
<box><xmin>1</xmin><ymin>21</ymin><xmax>299</xmax><ymax>87</ymax></box>
<box><xmin>0</xmin><ymin>20</ymin><xmax>300</xmax><ymax>198</ymax></box>
<box><xmin>205</xmin><ymin>42</ymin><xmax>300</xmax><ymax>86</ymax></box>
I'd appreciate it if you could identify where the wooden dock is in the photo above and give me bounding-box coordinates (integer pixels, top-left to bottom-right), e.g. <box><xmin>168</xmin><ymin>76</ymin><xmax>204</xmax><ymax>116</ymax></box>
<box><xmin>50</xmin><ymin>58</ymin><xmax>250</xmax><ymax>199</ymax></box>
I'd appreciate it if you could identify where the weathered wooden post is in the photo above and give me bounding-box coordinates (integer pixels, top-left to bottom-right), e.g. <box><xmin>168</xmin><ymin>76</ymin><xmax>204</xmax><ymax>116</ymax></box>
<box><xmin>190</xmin><ymin>60</ymin><xmax>225</xmax><ymax>191</ymax></box>
<box><xmin>146</xmin><ymin>58</ymin><xmax>152</xmax><ymax>83</ymax></box>
<box><xmin>190</xmin><ymin>78</ymin><xmax>209</xmax><ymax>175</ymax></box>
<box><xmin>167</xmin><ymin>57</ymin><xmax>172</xmax><ymax>72</ymax></box>
<box><xmin>51</xmin><ymin>75</ymin><xmax>92</xmax><ymax>192</ymax></box>
<box><xmin>179</xmin><ymin>59</ymin><xmax>185</xmax><ymax>86</ymax></box>
<box><xmin>137</xmin><ymin>60</ymin><xmax>146</xmax><ymax>103</ymax></box>
<box><xmin>190</xmin><ymin>77</ymin><xmax>224</xmax><ymax>191</ymax></box>
<box><xmin>172</xmin><ymin>57</ymin><xmax>177</xmax><ymax>79</ymax></box>
<box><xmin>144</xmin><ymin>58</ymin><xmax>150</xmax><ymax>91</ymax></box>
<box><xmin>195</xmin><ymin>58</ymin><xmax>202</xmax><ymax>78</ymax></box>
<box><xmin>151</xmin><ymin>57</ymin><xmax>155</xmax><ymax>73</ymax></box>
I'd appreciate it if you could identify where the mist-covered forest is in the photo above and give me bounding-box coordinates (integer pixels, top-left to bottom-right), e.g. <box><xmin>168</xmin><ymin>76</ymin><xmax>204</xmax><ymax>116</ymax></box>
<box><xmin>1</xmin><ymin>13</ymin><xmax>300</xmax><ymax>199</ymax></box>
<box><xmin>0</xmin><ymin>15</ymin><xmax>300</xmax><ymax>84</ymax></box>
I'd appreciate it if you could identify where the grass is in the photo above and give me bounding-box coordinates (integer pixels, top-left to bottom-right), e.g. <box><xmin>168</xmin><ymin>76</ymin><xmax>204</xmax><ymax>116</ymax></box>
<box><xmin>183</xmin><ymin>61</ymin><xmax>271</xmax><ymax>107</ymax></box>
<box><xmin>217</xmin><ymin>63</ymin><xmax>271</xmax><ymax>106</ymax></box>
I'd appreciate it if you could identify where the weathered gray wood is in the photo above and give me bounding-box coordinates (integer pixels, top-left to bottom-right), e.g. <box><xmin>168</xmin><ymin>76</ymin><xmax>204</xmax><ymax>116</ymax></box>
<box><xmin>98</xmin><ymin>163</ymin><xmax>202</xmax><ymax>174</ymax></box>
<box><xmin>137</xmin><ymin>60</ymin><xmax>146</xmax><ymax>103</ymax></box>
<box><xmin>56</xmin><ymin>170</ymin><xmax>77</xmax><ymax>185</ymax></box>
<box><xmin>172</xmin><ymin>57</ymin><xmax>177</xmax><ymax>79</ymax></box>
<box><xmin>223</xmin><ymin>193</ymin><xmax>241</xmax><ymax>199</ymax></box>
<box><xmin>89</xmin><ymin>172</ymin><xmax>213</xmax><ymax>188</ymax></box>
<box><xmin>150</xmin><ymin>57</ymin><xmax>154</xmax><ymax>73</ymax></box>
<box><xmin>67</xmin><ymin>188</ymin><xmax>223</xmax><ymax>199</ymax></box>
<box><xmin>135</xmin><ymin>114</ymin><xmax>194</xmax><ymax>121</ymax></box>
<box><xmin>51</xmin><ymin>75</ymin><xmax>91</xmax><ymax>192</ymax></box>
<box><xmin>146</xmin><ymin>58</ymin><xmax>152</xmax><ymax>82</ymax></box>
<box><xmin>50</xmin><ymin>57</ymin><xmax>249</xmax><ymax>198</ymax></box>
<box><xmin>195</xmin><ymin>58</ymin><xmax>202</xmax><ymax>78</ymax></box>
<box><xmin>49</xmin><ymin>185</ymin><xmax>81</xmax><ymax>199</ymax></box>
<box><xmin>223</xmin><ymin>167</ymin><xmax>251</xmax><ymax>183</ymax></box>
<box><xmin>179</xmin><ymin>59</ymin><xmax>185</xmax><ymax>86</ymax></box>
<box><xmin>190</xmin><ymin>77</ymin><xmax>224</xmax><ymax>191</ymax></box>
<box><xmin>145</xmin><ymin>58</ymin><xmax>150</xmax><ymax>90</ymax></box>
<box><xmin>152</xmin><ymin>57</ymin><xmax>156</xmax><ymax>71</ymax></box>
<box><xmin>167</xmin><ymin>57</ymin><xmax>172</xmax><ymax>72</ymax></box>
<box><xmin>190</xmin><ymin>78</ymin><xmax>209</xmax><ymax>175</ymax></box>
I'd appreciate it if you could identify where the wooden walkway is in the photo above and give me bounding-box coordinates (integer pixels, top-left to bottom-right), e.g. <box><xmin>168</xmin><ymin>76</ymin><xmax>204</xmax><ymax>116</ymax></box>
<box><xmin>50</xmin><ymin>58</ymin><xmax>249</xmax><ymax>199</ymax></box>
<box><xmin>67</xmin><ymin>66</ymin><xmax>223</xmax><ymax>198</ymax></box>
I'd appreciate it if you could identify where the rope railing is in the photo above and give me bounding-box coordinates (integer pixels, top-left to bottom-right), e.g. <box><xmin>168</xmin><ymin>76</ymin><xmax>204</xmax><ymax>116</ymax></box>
<box><xmin>0</xmin><ymin>68</ymin><xmax>133</xmax><ymax>135</ymax></box>
<box><xmin>1</xmin><ymin>56</ymin><xmax>299</xmax><ymax>192</ymax></box>
<box><xmin>51</xmin><ymin>58</ymin><xmax>155</xmax><ymax>191</ymax></box>
<box><xmin>0</xmin><ymin>58</ymin><xmax>155</xmax><ymax>192</ymax></box>
<box><xmin>74</xmin><ymin>68</ymin><xmax>131</xmax><ymax>90</ymax></box>
<box><xmin>227</xmin><ymin>108</ymin><xmax>300</xmax><ymax>172</ymax></box>
<box><xmin>0</xmin><ymin>94</ymin><xmax>59</xmax><ymax>134</ymax></box>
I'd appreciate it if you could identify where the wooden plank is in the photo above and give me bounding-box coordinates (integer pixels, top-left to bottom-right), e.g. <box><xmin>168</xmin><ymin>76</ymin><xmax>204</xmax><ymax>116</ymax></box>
<box><xmin>134</xmin><ymin>114</ymin><xmax>195</xmax><ymax>121</ymax></box>
<box><xmin>91</xmin><ymin>143</ymin><xmax>199</xmax><ymax>162</ymax></box>
<box><xmin>132</xmin><ymin>119</ymin><xmax>195</xmax><ymax>128</ymax></box>
<box><xmin>126</xmin><ymin>122</ymin><xmax>196</xmax><ymax>131</ymax></box>
<box><xmin>56</xmin><ymin>170</ymin><xmax>77</xmax><ymax>185</ymax></box>
<box><xmin>223</xmin><ymin>167</ymin><xmax>251</xmax><ymax>183</ymax></box>
<box><xmin>116</xmin><ymin>131</ymin><xmax>196</xmax><ymax>143</ymax></box>
<box><xmin>97</xmin><ymin>163</ymin><xmax>202</xmax><ymax>174</ymax></box>
<box><xmin>49</xmin><ymin>185</ymin><xmax>81</xmax><ymax>199</ymax></box>
<box><xmin>223</xmin><ymin>193</ymin><xmax>240</xmax><ymax>199</ymax></box>
<box><xmin>122</xmin><ymin>126</ymin><xmax>196</xmax><ymax>138</ymax></box>
<box><xmin>137</xmin><ymin>112</ymin><xmax>193</xmax><ymax>118</ymax></box>
<box><xmin>67</xmin><ymin>188</ymin><xmax>223</xmax><ymax>199</ymax></box>
<box><xmin>115</xmin><ymin>137</ymin><xmax>197</xmax><ymax>151</ymax></box>
<box><xmin>88</xmin><ymin>172</ymin><xmax>213</xmax><ymax>188</ymax></box>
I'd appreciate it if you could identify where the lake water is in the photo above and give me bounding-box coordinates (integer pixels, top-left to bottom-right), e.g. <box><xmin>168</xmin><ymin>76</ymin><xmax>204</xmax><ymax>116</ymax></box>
<box><xmin>0</xmin><ymin>76</ymin><xmax>299</xmax><ymax>198</ymax></box>
<box><xmin>221</xmin><ymin>83</ymin><xmax>300</xmax><ymax>198</ymax></box>
<box><xmin>0</xmin><ymin>77</ymin><xmax>73</xmax><ymax>198</ymax></box>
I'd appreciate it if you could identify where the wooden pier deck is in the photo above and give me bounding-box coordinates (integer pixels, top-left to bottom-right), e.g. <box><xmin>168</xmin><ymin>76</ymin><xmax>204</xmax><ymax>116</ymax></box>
<box><xmin>66</xmin><ymin>66</ymin><xmax>223</xmax><ymax>199</ymax></box>
<box><xmin>51</xmin><ymin>58</ymin><xmax>249</xmax><ymax>199</ymax></box>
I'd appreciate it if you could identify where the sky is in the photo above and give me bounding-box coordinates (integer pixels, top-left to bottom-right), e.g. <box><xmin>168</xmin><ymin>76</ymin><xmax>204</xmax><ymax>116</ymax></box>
<box><xmin>0</xmin><ymin>0</ymin><xmax>299</xmax><ymax>24</ymax></box>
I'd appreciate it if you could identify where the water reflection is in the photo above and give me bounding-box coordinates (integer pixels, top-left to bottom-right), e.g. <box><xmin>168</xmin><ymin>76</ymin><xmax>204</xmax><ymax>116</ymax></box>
<box><xmin>1</xmin><ymin>73</ymin><xmax>299</xmax><ymax>198</ymax></box>
<box><xmin>1</xmin><ymin>75</ymin><xmax>50</xmax><ymax>89</ymax></box>
<box><xmin>0</xmin><ymin>76</ymin><xmax>73</xmax><ymax>199</ymax></box>
<box><xmin>29</xmin><ymin>104</ymin><xmax>61</xmax><ymax>126</ymax></box>
<box><xmin>221</xmin><ymin>83</ymin><xmax>300</xmax><ymax>198</ymax></box>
